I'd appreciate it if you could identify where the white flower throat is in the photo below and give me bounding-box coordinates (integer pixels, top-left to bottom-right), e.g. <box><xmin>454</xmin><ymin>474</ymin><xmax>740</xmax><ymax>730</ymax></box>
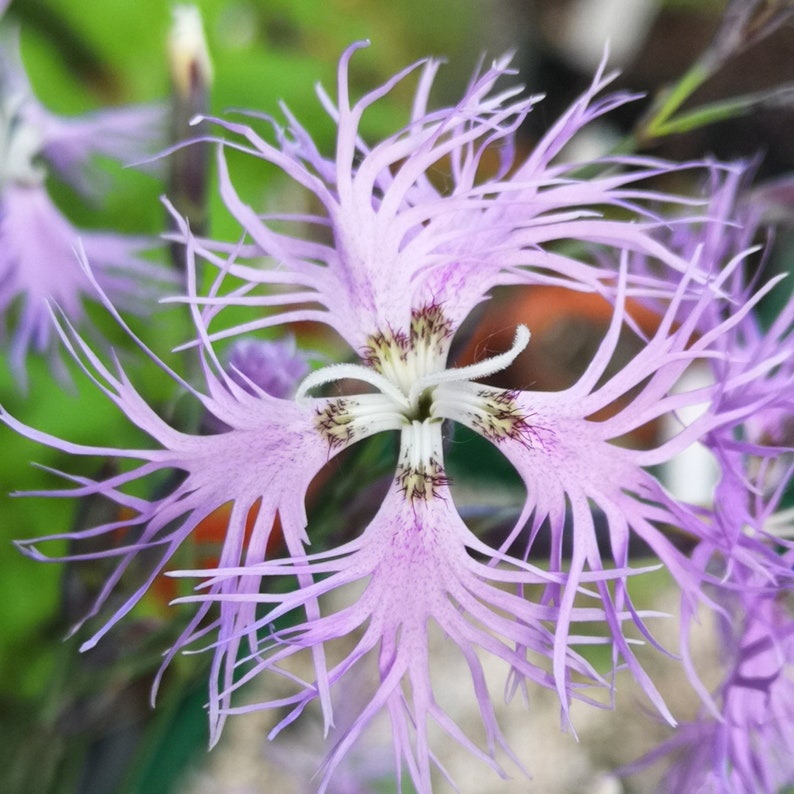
<box><xmin>298</xmin><ymin>305</ymin><xmax>533</xmax><ymax>501</ymax></box>
<box><xmin>0</xmin><ymin>94</ymin><xmax>45</xmax><ymax>189</ymax></box>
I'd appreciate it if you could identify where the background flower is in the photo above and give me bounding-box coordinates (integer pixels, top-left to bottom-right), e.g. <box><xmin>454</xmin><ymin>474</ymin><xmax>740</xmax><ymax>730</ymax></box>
<box><xmin>0</xmin><ymin>21</ymin><xmax>169</xmax><ymax>386</ymax></box>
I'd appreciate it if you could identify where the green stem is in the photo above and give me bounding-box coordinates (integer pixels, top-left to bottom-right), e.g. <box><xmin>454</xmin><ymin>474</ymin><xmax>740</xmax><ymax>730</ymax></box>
<box><xmin>638</xmin><ymin>60</ymin><xmax>713</xmax><ymax>144</ymax></box>
<box><xmin>649</xmin><ymin>84</ymin><xmax>794</xmax><ymax>137</ymax></box>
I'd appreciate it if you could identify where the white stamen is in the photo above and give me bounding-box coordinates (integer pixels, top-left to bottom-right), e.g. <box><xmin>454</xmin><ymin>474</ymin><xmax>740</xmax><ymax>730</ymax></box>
<box><xmin>408</xmin><ymin>325</ymin><xmax>530</xmax><ymax>407</ymax></box>
<box><xmin>296</xmin><ymin>362</ymin><xmax>410</xmax><ymax>410</ymax></box>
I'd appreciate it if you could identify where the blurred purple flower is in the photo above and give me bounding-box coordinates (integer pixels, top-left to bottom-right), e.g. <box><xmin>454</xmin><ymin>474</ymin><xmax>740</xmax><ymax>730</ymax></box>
<box><xmin>626</xmin><ymin>259</ymin><xmax>794</xmax><ymax>791</ymax></box>
<box><xmin>3</xmin><ymin>43</ymin><xmax>791</xmax><ymax>792</ymax></box>
<box><xmin>226</xmin><ymin>336</ymin><xmax>310</xmax><ymax>399</ymax></box>
<box><xmin>0</xmin><ymin>27</ymin><xmax>163</xmax><ymax>195</ymax></box>
<box><xmin>631</xmin><ymin>546</ymin><xmax>794</xmax><ymax>794</ymax></box>
<box><xmin>0</xmin><ymin>25</ymin><xmax>169</xmax><ymax>386</ymax></box>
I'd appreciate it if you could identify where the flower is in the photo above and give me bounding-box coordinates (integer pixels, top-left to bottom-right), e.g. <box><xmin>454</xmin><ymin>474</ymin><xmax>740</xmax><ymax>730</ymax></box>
<box><xmin>623</xmin><ymin>243</ymin><xmax>794</xmax><ymax>791</ymax></box>
<box><xmin>225</xmin><ymin>336</ymin><xmax>310</xmax><ymax>399</ymax></box>
<box><xmin>628</xmin><ymin>543</ymin><xmax>794</xmax><ymax>794</ymax></box>
<box><xmin>0</xmin><ymin>26</ymin><xmax>163</xmax><ymax>196</ymax></box>
<box><xmin>0</xmin><ymin>24</ymin><xmax>169</xmax><ymax>386</ymax></box>
<box><xmin>3</xmin><ymin>43</ymin><xmax>790</xmax><ymax>792</ymax></box>
<box><xmin>629</xmin><ymin>571</ymin><xmax>794</xmax><ymax>794</ymax></box>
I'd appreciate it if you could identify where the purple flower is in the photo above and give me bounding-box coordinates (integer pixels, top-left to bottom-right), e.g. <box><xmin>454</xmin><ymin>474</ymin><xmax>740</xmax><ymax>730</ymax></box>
<box><xmin>0</xmin><ymin>25</ymin><xmax>169</xmax><ymax>386</ymax></box>
<box><xmin>225</xmin><ymin>336</ymin><xmax>311</xmax><ymax>399</ymax></box>
<box><xmin>626</xmin><ymin>263</ymin><xmax>794</xmax><ymax>791</ymax></box>
<box><xmin>0</xmin><ymin>27</ymin><xmax>164</xmax><ymax>196</ymax></box>
<box><xmin>3</xmin><ymin>44</ymin><xmax>790</xmax><ymax>791</ymax></box>
<box><xmin>630</xmin><ymin>548</ymin><xmax>794</xmax><ymax>794</ymax></box>
<box><xmin>0</xmin><ymin>183</ymin><xmax>167</xmax><ymax>385</ymax></box>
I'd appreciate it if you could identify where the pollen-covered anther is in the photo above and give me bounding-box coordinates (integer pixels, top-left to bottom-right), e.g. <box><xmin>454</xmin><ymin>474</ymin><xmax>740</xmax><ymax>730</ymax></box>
<box><xmin>395</xmin><ymin>418</ymin><xmax>449</xmax><ymax>501</ymax></box>
<box><xmin>433</xmin><ymin>379</ymin><xmax>550</xmax><ymax>451</ymax></box>
<box><xmin>362</xmin><ymin>304</ymin><xmax>453</xmax><ymax>381</ymax></box>
<box><xmin>410</xmin><ymin>304</ymin><xmax>453</xmax><ymax>354</ymax></box>
<box><xmin>396</xmin><ymin>457</ymin><xmax>450</xmax><ymax>501</ymax></box>
<box><xmin>473</xmin><ymin>389</ymin><xmax>544</xmax><ymax>447</ymax></box>
<box><xmin>315</xmin><ymin>398</ymin><xmax>356</xmax><ymax>449</ymax></box>
<box><xmin>362</xmin><ymin>329</ymin><xmax>411</xmax><ymax>373</ymax></box>
<box><xmin>312</xmin><ymin>393</ymin><xmax>405</xmax><ymax>451</ymax></box>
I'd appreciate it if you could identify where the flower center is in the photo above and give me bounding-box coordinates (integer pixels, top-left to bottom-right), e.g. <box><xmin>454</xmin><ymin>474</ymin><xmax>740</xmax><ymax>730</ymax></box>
<box><xmin>297</xmin><ymin>307</ymin><xmax>532</xmax><ymax>500</ymax></box>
